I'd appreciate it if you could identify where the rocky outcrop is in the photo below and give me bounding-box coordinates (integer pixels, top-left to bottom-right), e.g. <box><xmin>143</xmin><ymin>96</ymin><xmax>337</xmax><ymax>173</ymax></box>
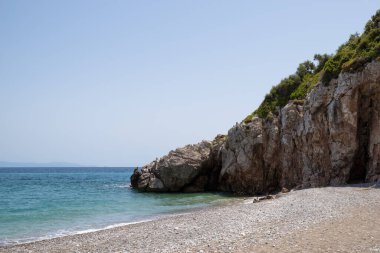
<box><xmin>217</xmin><ymin>117</ymin><xmax>281</xmax><ymax>194</ymax></box>
<box><xmin>131</xmin><ymin>136</ymin><xmax>226</xmax><ymax>192</ymax></box>
<box><xmin>131</xmin><ymin>60</ymin><xmax>380</xmax><ymax>194</ymax></box>
<box><xmin>218</xmin><ymin>60</ymin><xmax>380</xmax><ymax>194</ymax></box>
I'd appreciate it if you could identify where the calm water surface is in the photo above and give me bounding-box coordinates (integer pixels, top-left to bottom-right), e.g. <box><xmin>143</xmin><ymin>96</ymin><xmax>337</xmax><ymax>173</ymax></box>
<box><xmin>0</xmin><ymin>167</ymin><xmax>233</xmax><ymax>245</ymax></box>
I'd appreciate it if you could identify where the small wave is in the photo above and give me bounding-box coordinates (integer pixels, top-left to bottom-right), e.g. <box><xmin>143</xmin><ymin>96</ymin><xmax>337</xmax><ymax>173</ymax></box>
<box><xmin>101</xmin><ymin>183</ymin><xmax>131</xmax><ymax>189</ymax></box>
<box><xmin>103</xmin><ymin>220</ymin><xmax>152</xmax><ymax>229</ymax></box>
<box><xmin>72</xmin><ymin>219</ymin><xmax>154</xmax><ymax>235</ymax></box>
<box><xmin>0</xmin><ymin>219</ymin><xmax>153</xmax><ymax>246</ymax></box>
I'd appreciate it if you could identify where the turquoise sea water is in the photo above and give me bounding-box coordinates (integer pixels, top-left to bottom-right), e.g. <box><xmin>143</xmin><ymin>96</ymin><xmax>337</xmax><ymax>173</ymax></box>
<box><xmin>0</xmin><ymin>167</ymin><xmax>233</xmax><ymax>245</ymax></box>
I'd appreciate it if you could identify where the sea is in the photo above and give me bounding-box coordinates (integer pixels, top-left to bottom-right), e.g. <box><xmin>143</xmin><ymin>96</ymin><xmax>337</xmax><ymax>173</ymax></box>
<box><xmin>0</xmin><ymin>167</ymin><xmax>233</xmax><ymax>245</ymax></box>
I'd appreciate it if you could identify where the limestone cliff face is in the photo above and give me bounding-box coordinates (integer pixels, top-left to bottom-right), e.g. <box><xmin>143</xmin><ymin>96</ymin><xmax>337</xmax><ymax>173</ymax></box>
<box><xmin>131</xmin><ymin>61</ymin><xmax>380</xmax><ymax>194</ymax></box>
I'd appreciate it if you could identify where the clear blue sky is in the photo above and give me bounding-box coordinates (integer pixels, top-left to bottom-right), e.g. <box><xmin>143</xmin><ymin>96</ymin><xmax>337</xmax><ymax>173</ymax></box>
<box><xmin>0</xmin><ymin>1</ymin><xmax>378</xmax><ymax>166</ymax></box>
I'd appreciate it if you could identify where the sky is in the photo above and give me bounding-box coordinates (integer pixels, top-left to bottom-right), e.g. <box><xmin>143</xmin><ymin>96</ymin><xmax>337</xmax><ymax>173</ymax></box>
<box><xmin>0</xmin><ymin>1</ymin><xmax>378</xmax><ymax>166</ymax></box>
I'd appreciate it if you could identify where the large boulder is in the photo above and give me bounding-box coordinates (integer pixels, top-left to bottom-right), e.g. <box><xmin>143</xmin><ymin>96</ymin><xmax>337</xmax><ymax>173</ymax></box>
<box><xmin>131</xmin><ymin>140</ymin><xmax>222</xmax><ymax>192</ymax></box>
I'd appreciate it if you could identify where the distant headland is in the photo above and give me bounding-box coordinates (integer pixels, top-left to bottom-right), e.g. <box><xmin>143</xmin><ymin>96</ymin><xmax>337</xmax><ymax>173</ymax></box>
<box><xmin>0</xmin><ymin>161</ymin><xmax>90</xmax><ymax>167</ymax></box>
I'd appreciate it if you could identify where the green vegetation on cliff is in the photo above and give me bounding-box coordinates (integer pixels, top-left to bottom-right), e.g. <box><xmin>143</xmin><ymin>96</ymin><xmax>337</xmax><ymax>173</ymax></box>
<box><xmin>247</xmin><ymin>58</ymin><xmax>326</xmax><ymax>120</ymax></box>
<box><xmin>245</xmin><ymin>10</ymin><xmax>380</xmax><ymax>121</ymax></box>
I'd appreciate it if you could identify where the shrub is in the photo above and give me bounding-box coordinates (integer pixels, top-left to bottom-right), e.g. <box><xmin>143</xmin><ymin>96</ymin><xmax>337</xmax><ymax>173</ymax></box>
<box><xmin>321</xmin><ymin>11</ymin><xmax>380</xmax><ymax>83</ymax></box>
<box><xmin>290</xmin><ymin>73</ymin><xmax>320</xmax><ymax>100</ymax></box>
<box><xmin>252</xmin><ymin>61</ymin><xmax>314</xmax><ymax>118</ymax></box>
<box><xmin>243</xmin><ymin>10</ymin><xmax>380</xmax><ymax>120</ymax></box>
<box><xmin>243</xmin><ymin>114</ymin><xmax>254</xmax><ymax>123</ymax></box>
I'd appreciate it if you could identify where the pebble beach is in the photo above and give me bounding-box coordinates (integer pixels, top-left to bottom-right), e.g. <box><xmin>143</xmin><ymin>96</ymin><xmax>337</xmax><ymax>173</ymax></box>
<box><xmin>1</xmin><ymin>184</ymin><xmax>379</xmax><ymax>253</ymax></box>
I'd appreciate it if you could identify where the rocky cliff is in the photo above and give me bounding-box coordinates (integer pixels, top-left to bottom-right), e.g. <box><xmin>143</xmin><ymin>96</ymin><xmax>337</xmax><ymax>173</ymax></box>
<box><xmin>131</xmin><ymin>60</ymin><xmax>380</xmax><ymax>195</ymax></box>
<box><xmin>131</xmin><ymin>135</ymin><xmax>225</xmax><ymax>192</ymax></box>
<box><xmin>219</xmin><ymin>60</ymin><xmax>380</xmax><ymax>194</ymax></box>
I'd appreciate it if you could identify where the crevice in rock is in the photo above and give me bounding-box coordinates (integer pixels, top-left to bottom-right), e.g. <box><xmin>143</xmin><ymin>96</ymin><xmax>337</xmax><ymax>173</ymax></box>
<box><xmin>348</xmin><ymin>93</ymin><xmax>372</xmax><ymax>183</ymax></box>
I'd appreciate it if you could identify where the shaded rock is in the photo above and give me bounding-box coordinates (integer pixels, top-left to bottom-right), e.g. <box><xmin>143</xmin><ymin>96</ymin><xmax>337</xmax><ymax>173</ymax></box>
<box><xmin>252</xmin><ymin>195</ymin><xmax>276</xmax><ymax>203</ymax></box>
<box><xmin>137</xmin><ymin>172</ymin><xmax>151</xmax><ymax>190</ymax></box>
<box><xmin>205</xmin><ymin>134</ymin><xmax>227</xmax><ymax>190</ymax></box>
<box><xmin>131</xmin><ymin>140</ymin><xmax>218</xmax><ymax>192</ymax></box>
<box><xmin>147</xmin><ymin>174</ymin><xmax>167</xmax><ymax>192</ymax></box>
<box><xmin>218</xmin><ymin>115</ymin><xmax>281</xmax><ymax>195</ymax></box>
<box><xmin>130</xmin><ymin>167</ymin><xmax>141</xmax><ymax>188</ymax></box>
<box><xmin>183</xmin><ymin>175</ymin><xmax>208</xmax><ymax>193</ymax></box>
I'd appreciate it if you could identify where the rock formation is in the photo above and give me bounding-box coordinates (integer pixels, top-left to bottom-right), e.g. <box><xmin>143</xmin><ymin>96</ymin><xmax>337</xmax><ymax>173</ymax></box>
<box><xmin>131</xmin><ymin>11</ymin><xmax>380</xmax><ymax>194</ymax></box>
<box><xmin>131</xmin><ymin>61</ymin><xmax>380</xmax><ymax>194</ymax></box>
<box><xmin>131</xmin><ymin>136</ymin><xmax>226</xmax><ymax>192</ymax></box>
<box><xmin>218</xmin><ymin>61</ymin><xmax>380</xmax><ymax>194</ymax></box>
<box><xmin>131</xmin><ymin>60</ymin><xmax>380</xmax><ymax>194</ymax></box>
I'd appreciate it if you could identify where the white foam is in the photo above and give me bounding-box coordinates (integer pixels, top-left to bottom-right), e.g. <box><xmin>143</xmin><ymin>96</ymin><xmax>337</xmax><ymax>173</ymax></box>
<box><xmin>0</xmin><ymin>219</ymin><xmax>154</xmax><ymax>246</ymax></box>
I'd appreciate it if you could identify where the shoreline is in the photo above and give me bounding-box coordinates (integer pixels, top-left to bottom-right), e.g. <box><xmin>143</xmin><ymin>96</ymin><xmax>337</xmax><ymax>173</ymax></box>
<box><xmin>0</xmin><ymin>219</ymin><xmax>154</xmax><ymax>247</ymax></box>
<box><xmin>1</xmin><ymin>185</ymin><xmax>379</xmax><ymax>253</ymax></box>
<box><xmin>0</xmin><ymin>193</ymin><xmax>241</xmax><ymax>247</ymax></box>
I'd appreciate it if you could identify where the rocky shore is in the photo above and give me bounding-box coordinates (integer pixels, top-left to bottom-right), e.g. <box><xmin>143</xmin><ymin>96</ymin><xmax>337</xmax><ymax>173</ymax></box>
<box><xmin>131</xmin><ymin>60</ymin><xmax>380</xmax><ymax>195</ymax></box>
<box><xmin>2</xmin><ymin>184</ymin><xmax>379</xmax><ymax>253</ymax></box>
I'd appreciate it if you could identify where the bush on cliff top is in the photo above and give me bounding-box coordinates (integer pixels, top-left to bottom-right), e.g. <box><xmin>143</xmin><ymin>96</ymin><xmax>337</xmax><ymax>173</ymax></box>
<box><xmin>248</xmin><ymin>57</ymin><xmax>325</xmax><ymax>119</ymax></box>
<box><xmin>323</xmin><ymin>10</ymin><xmax>380</xmax><ymax>82</ymax></box>
<box><xmin>244</xmin><ymin>10</ymin><xmax>380</xmax><ymax>121</ymax></box>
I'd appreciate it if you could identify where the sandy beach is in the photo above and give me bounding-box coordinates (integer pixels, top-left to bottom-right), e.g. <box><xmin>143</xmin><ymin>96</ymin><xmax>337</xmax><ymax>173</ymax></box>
<box><xmin>1</xmin><ymin>184</ymin><xmax>379</xmax><ymax>253</ymax></box>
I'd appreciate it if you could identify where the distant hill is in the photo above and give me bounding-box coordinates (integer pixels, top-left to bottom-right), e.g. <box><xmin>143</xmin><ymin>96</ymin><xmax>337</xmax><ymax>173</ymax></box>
<box><xmin>0</xmin><ymin>161</ymin><xmax>91</xmax><ymax>167</ymax></box>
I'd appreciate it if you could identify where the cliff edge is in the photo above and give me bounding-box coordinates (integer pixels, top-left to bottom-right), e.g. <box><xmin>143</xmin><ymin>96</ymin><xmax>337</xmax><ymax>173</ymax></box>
<box><xmin>131</xmin><ymin>11</ymin><xmax>380</xmax><ymax>195</ymax></box>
